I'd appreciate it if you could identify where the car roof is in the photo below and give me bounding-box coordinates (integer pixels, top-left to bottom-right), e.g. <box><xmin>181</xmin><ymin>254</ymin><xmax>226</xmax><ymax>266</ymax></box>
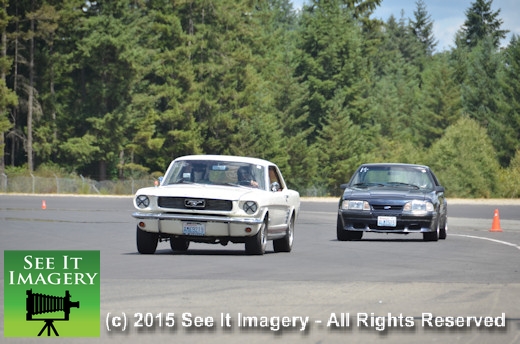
<box><xmin>358</xmin><ymin>163</ymin><xmax>431</xmax><ymax>170</ymax></box>
<box><xmin>174</xmin><ymin>155</ymin><xmax>274</xmax><ymax>167</ymax></box>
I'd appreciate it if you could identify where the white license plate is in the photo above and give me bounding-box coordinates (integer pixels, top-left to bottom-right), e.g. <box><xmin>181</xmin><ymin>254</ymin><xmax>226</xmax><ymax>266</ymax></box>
<box><xmin>377</xmin><ymin>216</ymin><xmax>397</xmax><ymax>227</ymax></box>
<box><xmin>182</xmin><ymin>222</ymin><xmax>205</xmax><ymax>236</ymax></box>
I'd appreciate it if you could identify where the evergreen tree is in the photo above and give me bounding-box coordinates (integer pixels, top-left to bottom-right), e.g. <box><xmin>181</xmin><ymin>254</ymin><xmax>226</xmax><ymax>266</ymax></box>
<box><xmin>342</xmin><ymin>0</ymin><xmax>382</xmax><ymax>17</ymax></box>
<box><xmin>315</xmin><ymin>92</ymin><xmax>375</xmax><ymax>194</ymax></box>
<box><xmin>296</xmin><ymin>0</ymin><xmax>367</xmax><ymax>138</ymax></box>
<box><xmin>126</xmin><ymin>0</ymin><xmax>200</xmax><ymax>172</ymax></box>
<box><xmin>365</xmin><ymin>14</ymin><xmax>425</xmax><ymax>148</ymax></box>
<box><xmin>417</xmin><ymin>53</ymin><xmax>462</xmax><ymax>147</ymax></box>
<box><xmin>373</xmin><ymin>14</ymin><xmax>422</xmax><ymax>77</ymax></box>
<box><xmin>409</xmin><ymin>0</ymin><xmax>437</xmax><ymax>56</ymax></box>
<box><xmin>4</xmin><ymin>0</ymin><xmax>38</xmax><ymax>169</ymax></box>
<box><xmin>366</xmin><ymin>55</ymin><xmax>421</xmax><ymax>145</ymax></box>
<box><xmin>1</xmin><ymin>0</ymin><xmax>518</xmax><ymax>197</ymax></box>
<box><xmin>461</xmin><ymin>37</ymin><xmax>512</xmax><ymax>166</ymax></box>
<box><xmin>501</xmin><ymin>35</ymin><xmax>520</xmax><ymax>164</ymax></box>
<box><xmin>296</xmin><ymin>0</ymin><xmax>377</xmax><ymax>191</ymax></box>
<box><xmin>30</xmin><ymin>3</ymin><xmax>59</xmax><ymax>167</ymax></box>
<box><xmin>0</xmin><ymin>0</ymin><xmax>17</xmax><ymax>174</ymax></box>
<box><xmin>57</xmin><ymin>0</ymin><xmax>150</xmax><ymax>179</ymax></box>
<box><xmin>451</xmin><ymin>31</ymin><xmax>470</xmax><ymax>84</ymax></box>
<box><xmin>459</xmin><ymin>0</ymin><xmax>508</xmax><ymax>48</ymax></box>
<box><xmin>16</xmin><ymin>1</ymin><xmax>60</xmax><ymax>171</ymax></box>
<box><xmin>245</xmin><ymin>0</ymin><xmax>312</xmax><ymax>183</ymax></box>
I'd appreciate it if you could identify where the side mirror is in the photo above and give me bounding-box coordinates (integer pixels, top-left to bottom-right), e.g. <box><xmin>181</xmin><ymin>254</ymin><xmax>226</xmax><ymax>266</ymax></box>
<box><xmin>340</xmin><ymin>184</ymin><xmax>349</xmax><ymax>189</ymax></box>
<box><xmin>435</xmin><ymin>186</ymin><xmax>445</xmax><ymax>192</ymax></box>
<box><xmin>270</xmin><ymin>182</ymin><xmax>281</xmax><ymax>192</ymax></box>
<box><xmin>156</xmin><ymin>176</ymin><xmax>163</xmax><ymax>187</ymax></box>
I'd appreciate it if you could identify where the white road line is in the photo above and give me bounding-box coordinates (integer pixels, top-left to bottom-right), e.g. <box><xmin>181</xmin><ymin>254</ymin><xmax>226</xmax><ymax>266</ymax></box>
<box><xmin>451</xmin><ymin>234</ymin><xmax>520</xmax><ymax>251</ymax></box>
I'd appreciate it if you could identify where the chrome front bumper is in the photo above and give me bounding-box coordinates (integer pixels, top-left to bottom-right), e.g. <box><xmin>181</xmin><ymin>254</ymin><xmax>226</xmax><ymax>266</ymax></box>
<box><xmin>132</xmin><ymin>211</ymin><xmax>264</xmax><ymax>225</ymax></box>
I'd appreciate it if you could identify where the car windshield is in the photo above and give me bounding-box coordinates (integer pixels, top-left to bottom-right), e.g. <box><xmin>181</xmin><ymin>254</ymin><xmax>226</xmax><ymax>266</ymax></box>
<box><xmin>350</xmin><ymin>165</ymin><xmax>434</xmax><ymax>190</ymax></box>
<box><xmin>163</xmin><ymin>160</ymin><xmax>266</xmax><ymax>190</ymax></box>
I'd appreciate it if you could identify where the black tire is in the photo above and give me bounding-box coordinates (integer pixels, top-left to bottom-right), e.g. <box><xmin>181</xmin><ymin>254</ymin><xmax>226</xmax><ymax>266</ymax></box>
<box><xmin>170</xmin><ymin>238</ymin><xmax>190</xmax><ymax>251</ymax></box>
<box><xmin>273</xmin><ymin>216</ymin><xmax>294</xmax><ymax>253</ymax></box>
<box><xmin>136</xmin><ymin>226</ymin><xmax>158</xmax><ymax>254</ymax></box>
<box><xmin>439</xmin><ymin>218</ymin><xmax>447</xmax><ymax>240</ymax></box>
<box><xmin>423</xmin><ymin>220</ymin><xmax>439</xmax><ymax>242</ymax></box>
<box><xmin>245</xmin><ymin>217</ymin><xmax>267</xmax><ymax>255</ymax></box>
<box><xmin>337</xmin><ymin>215</ymin><xmax>363</xmax><ymax>241</ymax></box>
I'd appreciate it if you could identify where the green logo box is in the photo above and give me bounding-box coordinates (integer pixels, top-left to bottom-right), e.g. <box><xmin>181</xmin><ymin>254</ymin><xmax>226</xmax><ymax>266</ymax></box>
<box><xmin>4</xmin><ymin>250</ymin><xmax>100</xmax><ymax>337</ymax></box>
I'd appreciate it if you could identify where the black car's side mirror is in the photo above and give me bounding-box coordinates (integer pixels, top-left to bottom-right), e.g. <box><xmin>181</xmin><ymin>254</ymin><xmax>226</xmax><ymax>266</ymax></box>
<box><xmin>340</xmin><ymin>184</ymin><xmax>349</xmax><ymax>189</ymax></box>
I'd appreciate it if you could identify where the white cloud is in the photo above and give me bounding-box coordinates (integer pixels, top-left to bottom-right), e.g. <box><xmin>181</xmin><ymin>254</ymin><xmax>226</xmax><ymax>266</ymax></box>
<box><xmin>434</xmin><ymin>17</ymin><xmax>465</xmax><ymax>51</ymax></box>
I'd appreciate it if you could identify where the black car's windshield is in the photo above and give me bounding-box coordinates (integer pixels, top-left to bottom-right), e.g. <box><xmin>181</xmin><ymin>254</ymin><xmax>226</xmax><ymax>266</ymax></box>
<box><xmin>350</xmin><ymin>166</ymin><xmax>434</xmax><ymax>190</ymax></box>
<box><xmin>164</xmin><ymin>160</ymin><xmax>266</xmax><ymax>190</ymax></box>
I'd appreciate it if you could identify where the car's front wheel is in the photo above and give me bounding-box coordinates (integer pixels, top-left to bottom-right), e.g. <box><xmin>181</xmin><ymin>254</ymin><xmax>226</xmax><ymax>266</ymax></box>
<box><xmin>337</xmin><ymin>215</ymin><xmax>363</xmax><ymax>241</ymax></box>
<box><xmin>439</xmin><ymin>217</ymin><xmax>447</xmax><ymax>240</ymax></box>
<box><xmin>136</xmin><ymin>226</ymin><xmax>159</xmax><ymax>254</ymax></box>
<box><xmin>245</xmin><ymin>217</ymin><xmax>267</xmax><ymax>255</ymax></box>
<box><xmin>423</xmin><ymin>220</ymin><xmax>440</xmax><ymax>241</ymax></box>
<box><xmin>273</xmin><ymin>215</ymin><xmax>294</xmax><ymax>253</ymax></box>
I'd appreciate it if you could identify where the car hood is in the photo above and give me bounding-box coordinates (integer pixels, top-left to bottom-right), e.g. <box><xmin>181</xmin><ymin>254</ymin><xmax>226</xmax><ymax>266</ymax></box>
<box><xmin>342</xmin><ymin>187</ymin><xmax>431</xmax><ymax>201</ymax></box>
<box><xmin>136</xmin><ymin>184</ymin><xmax>261</xmax><ymax>200</ymax></box>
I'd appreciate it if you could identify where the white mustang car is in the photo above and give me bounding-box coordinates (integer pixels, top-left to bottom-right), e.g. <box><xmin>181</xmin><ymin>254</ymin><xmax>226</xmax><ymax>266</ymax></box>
<box><xmin>132</xmin><ymin>155</ymin><xmax>300</xmax><ymax>255</ymax></box>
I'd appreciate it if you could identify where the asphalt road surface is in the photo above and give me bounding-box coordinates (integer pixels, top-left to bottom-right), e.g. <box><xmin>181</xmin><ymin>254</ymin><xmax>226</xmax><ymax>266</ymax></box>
<box><xmin>1</xmin><ymin>195</ymin><xmax>520</xmax><ymax>343</ymax></box>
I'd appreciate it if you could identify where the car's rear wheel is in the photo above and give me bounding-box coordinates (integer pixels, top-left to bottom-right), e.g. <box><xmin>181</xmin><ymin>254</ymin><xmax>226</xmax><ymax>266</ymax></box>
<box><xmin>337</xmin><ymin>215</ymin><xmax>363</xmax><ymax>241</ymax></box>
<box><xmin>170</xmin><ymin>238</ymin><xmax>190</xmax><ymax>251</ymax></box>
<box><xmin>245</xmin><ymin>217</ymin><xmax>267</xmax><ymax>255</ymax></box>
<box><xmin>136</xmin><ymin>226</ymin><xmax>159</xmax><ymax>254</ymax></box>
<box><xmin>273</xmin><ymin>215</ymin><xmax>294</xmax><ymax>253</ymax></box>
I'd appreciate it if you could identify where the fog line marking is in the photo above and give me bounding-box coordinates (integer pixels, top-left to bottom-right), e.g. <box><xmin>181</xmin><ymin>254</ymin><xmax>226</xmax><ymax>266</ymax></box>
<box><xmin>451</xmin><ymin>234</ymin><xmax>520</xmax><ymax>251</ymax></box>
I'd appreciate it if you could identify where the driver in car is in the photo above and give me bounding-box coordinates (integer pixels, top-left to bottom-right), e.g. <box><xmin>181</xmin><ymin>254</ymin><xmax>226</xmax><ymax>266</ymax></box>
<box><xmin>237</xmin><ymin>166</ymin><xmax>259</xmax><ymax>188</ymax></box>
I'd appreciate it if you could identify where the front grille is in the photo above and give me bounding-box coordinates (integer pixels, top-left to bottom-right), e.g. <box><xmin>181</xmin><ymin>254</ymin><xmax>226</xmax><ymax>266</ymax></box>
<box><xmin>158</xmin><ymin>197</ymin><xmax>232</xmax><ymax>211</ymax></box>
<box><xmin>372</xmin><ymin>204</ymin><xmax>403</xmax><ymax>211</ymax></box>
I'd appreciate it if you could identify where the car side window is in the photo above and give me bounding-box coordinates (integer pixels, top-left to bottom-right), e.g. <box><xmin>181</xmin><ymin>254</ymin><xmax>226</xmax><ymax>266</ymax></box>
<box><xmin>268</xmin><ymin>166</ymin><xmax>283</xmax><ymax>191</ymax></box>
<box><xmin>430</xmin><ymin>171</ymin><xmax>442</xmax><ymax>187</ymax></box>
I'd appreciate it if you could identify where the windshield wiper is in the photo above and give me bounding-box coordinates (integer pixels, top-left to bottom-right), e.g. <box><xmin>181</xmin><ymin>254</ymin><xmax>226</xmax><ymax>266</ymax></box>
<box><xmin>170</xmin><ymin>179</ymin><xmax>194</xmax><ymax>185</ymax></box>
<box><xmin>353</xmin><ymin>182</ymin><xmax>385</xmax><ymax>188</ymax></box>
<box><xmin>385</xmin><ymin>182</ymin><xmax>420</xmax><ymax>189</ymax></box>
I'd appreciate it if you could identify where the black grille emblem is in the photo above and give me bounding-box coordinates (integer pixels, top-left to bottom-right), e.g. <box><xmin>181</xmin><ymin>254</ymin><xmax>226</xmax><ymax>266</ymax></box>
<box><xmin>185</xmin><ymin>199</ymin><xmax>205</xmax><ymax>208</ymax></box>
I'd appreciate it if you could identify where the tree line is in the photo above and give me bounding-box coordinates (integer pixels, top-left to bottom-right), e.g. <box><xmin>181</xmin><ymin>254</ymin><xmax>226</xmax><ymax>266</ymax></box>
<box><xmin>1</xmin><ymin>0</ymin><xmax>519</xmax><ymax>197</ymax></box>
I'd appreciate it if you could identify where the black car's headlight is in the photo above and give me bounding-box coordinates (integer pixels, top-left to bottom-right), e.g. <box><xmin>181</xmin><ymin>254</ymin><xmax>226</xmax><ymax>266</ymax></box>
<box><xmin>341</xmin><ymin>200</ymin><xmax>370</xmax><ymax>211</ymax></box>
<box><xmin>136</xmin><ymin>195</ymin><xmax>150</xmax><ymax>209</ymax></box>
<box><xmin>243</xmin><ymin>201</ymin><xmax>258</xmax><ymax>214</ymax></box>
<box><xmin>403</xmin><ymin>200</ymin><xmax>434</xmax><ymax>213</ymax></box>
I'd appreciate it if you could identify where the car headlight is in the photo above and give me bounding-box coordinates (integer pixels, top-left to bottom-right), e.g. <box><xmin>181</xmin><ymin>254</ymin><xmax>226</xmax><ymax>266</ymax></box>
<box><xmin>342</xmin><ymin>200</ymin><xmax>370</xmax><ymax>211</ymax></box>
<box><xmin>136</xmin><ymin>195</ymin><xmax>150</xmax><ymax>209</ymax></box>
<box><xmin>403</xmin><ymin>200</ymin><xmax>434</xmax><ymax>212</ymax></box>
<box><xmin>243</xmin><ymin>201</ymin><xmax>258</xmax><ymax>214</ymax></box>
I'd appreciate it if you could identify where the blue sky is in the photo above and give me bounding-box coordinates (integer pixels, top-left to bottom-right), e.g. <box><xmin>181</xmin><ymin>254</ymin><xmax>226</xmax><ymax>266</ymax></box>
<box><xmin>291</xmin><ymin>0</ymin><xmax>520</xmax><ymax>51</ymax></box>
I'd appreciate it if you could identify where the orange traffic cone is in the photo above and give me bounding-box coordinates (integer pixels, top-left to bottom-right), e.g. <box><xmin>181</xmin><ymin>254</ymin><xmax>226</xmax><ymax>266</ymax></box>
<box><xmin>490</xmin><ymin>209</ymin><xmax>502</xmax><ymax>232</ymax></box>
<box><xmin>41</xmin><ymin>200</ymin><xmax>47</xmax><ymax>210</ymax></box>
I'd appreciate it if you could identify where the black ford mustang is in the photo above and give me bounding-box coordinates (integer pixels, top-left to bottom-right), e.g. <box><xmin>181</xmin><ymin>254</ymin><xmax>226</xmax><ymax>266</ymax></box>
<box><xmin>337</xmin><ymin>163</ymin><xmax>447</xmax><ymax>241</ymax></box>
